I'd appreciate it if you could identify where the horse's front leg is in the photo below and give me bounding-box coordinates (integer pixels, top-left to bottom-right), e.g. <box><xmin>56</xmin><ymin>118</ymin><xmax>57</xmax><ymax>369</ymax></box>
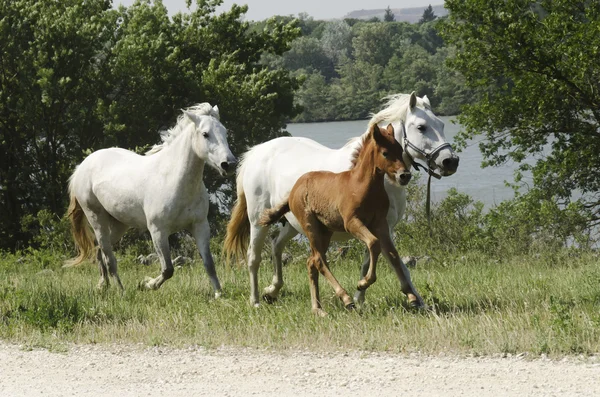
<box><xmin>353</xmin><ymin>249</ymin><xmax>370</xmax><ymax>304</ymax></box>
<box><xmin>379</xmin><ymin>231</ymin><xmax>425</xmax><ymax>308</ymax></box>
<box><xmin>345</xmin><ymin>217</ymin><xmax>381</xmax><ymax>293</ymax></box>
<box><xmin>192</xmin><ymin>220</ymin><xmax>222</xmax><ymax>298</ymax></box>
<box><xmin>140</xmin><ymin>225</ymin><xmax>173</xmax><ymax>290</ymax></box>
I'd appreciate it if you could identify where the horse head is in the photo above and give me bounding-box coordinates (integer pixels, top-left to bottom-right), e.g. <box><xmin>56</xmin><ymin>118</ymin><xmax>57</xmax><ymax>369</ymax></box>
<box><xmin>184</xmin><ymin>105</ymin><xmax>237</xmax><ymax>176</ymax></box>
<box><xmin>391</xmin><ymin>92</ymin><xmax>459</xmax><ymax>177</ymax></box>
<box><xmin>367</xmin><ymin>123</ymin><xmax>412</xmax><ymax>186</ymax></box>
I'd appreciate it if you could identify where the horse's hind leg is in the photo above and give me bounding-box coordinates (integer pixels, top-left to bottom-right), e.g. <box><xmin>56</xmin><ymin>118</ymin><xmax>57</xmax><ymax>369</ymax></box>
<box><xmin>141</xmin><ymin>225</ymin><xmax>173</xmax><ymax>290</ymax></box>
<box><xmin>96</xmin><ymin>249</ymin><xmax>109</xmax><ymax>290</ymax></box>
<box><xmin>87</xmin><ymin>209</ymin><xmax>126</xmax><ymax>291</ymax></box>
<box><xmin>379</xmin><ymin>230</ymin><xmax>424</xmax><ymax>308</ymax></box>
<box><xmin>192</xmin><ymin>220</ymin><xmax>222</xmax><ymax>298</ymax></box>
<box><xmin>247</xmin><ymin>223</ymin><xmax>268</xmax><ymax>307</ymax></box>
<box><xmin>263</xmin><ymin>223</ymin><xmax>297</xmax><ymax>302</ymax></box>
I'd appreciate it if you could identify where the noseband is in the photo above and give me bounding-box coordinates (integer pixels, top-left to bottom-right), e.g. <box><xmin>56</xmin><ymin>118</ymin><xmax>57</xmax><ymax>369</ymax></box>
<box><xmin>399</xmin><ymin>122</ymin><xmax>454</xmax><ymax>237</ymax></box>
<box><xmin>400</xmin><ymin>127</ymin><xmax>452</xmax><ymax>180</ymax></box>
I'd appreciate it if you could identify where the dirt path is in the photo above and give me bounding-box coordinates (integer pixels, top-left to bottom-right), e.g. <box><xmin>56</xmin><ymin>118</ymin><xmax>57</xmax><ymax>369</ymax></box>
<box><xmin>1</xmin><ymin>342</ymin><xmax>599</xmax><ymax>396</ymax></box>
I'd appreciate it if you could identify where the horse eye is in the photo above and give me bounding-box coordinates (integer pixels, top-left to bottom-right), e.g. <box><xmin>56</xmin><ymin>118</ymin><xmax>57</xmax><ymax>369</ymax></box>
<box><xmin>417</xmin><ymin>125</ymin><xmax>426</xmax><ymax>132</ymax></box>
<box><xmin>382</xmin><ymin>151</ymin><xmax>389</xmax><ymax>158</ymax></box>
<box><xmin>202</xmin><ymin>132</ymin><xmax>209</xmax><ymax>138</ymax></box>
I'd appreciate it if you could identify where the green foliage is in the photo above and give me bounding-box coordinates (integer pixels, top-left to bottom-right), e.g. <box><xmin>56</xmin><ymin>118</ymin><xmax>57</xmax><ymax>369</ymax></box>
<box><xmin>0</xmin><ymin>0</ymin><xmax>300</xmax><ymax>250</ymax></box>
<box><xmin>441</xmin><ymin>0</ymin><xmax>600</xmax><ymax>231</ymax></box>
<box><xmin>262</xmin><ymin>17</ymin><xmax>473</xmax><ymax>122</ymax></box>
<box><xmin>396</xmin><ymin>179</ymin><xmax>594</xmax><ymax>257</ymax></box>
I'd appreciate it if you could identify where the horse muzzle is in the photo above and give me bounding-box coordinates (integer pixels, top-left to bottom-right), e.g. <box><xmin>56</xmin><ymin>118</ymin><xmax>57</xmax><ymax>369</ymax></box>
<box><xmin>220</xmin><ymin>157</ymin><xmax>238</xmax><ymax>176</ymax></box>
<box><xmin>439</xmin><ymin>155</ymin><xmax>459</xmax><ymax>176</ymax></box>
<box><xmin>397</xmin><ymin>171</ymin><xmax>412</xmax><ymax>186</ymax></box>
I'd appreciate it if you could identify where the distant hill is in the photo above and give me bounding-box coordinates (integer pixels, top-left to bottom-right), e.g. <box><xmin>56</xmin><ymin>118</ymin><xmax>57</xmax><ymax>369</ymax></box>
<box><xmin>344</xmin><ymin>4</ymin><xmax>447</xmax><ymax>23</ymax></box>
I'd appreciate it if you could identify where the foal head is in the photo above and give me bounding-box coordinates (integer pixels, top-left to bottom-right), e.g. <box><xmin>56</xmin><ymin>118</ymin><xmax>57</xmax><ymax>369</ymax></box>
<box><xmin>359</xmin><ymin>123</ymin><xmax>412</xmax><ymax>186</ymax></box>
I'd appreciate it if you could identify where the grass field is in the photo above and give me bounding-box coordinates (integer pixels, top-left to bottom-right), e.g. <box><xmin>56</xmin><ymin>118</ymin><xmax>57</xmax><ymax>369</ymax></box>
<box><xmin>1</xmin><ymin>241</ymin><xmax>599</xmax><ymax>356</ymax></box>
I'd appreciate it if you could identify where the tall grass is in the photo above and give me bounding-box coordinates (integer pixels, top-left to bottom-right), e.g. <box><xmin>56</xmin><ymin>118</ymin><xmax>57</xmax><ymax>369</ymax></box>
<box><xmin>4</xmin><ymin>183</ymin><xmax>598</xmax><ymax>354</ymax></box>
<box><xmin>1</xmin><ymin>244</ymin><xmax>599</xmax><ymax>356</ymax></box>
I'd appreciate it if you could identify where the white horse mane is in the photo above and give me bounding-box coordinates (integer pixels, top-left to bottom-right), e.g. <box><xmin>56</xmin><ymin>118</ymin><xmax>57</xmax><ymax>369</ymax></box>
<box><xmin>368</xmin><ymin>93</ymin><xmax>431</xmax><ymax>127</ymax></box>
<box><xmin>343</xmin><ymin>93</ymin><xmax>430</xmax><ymax>160</ymax></box>
<box><xmin>146</xmin><ymin>103</ymin><xmax>220</xmax><ymax>155</ymax></box>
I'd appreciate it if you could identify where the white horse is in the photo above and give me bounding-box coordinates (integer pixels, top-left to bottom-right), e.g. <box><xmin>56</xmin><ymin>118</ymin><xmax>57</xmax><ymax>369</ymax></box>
<box><xmin>224</xmin><ymin>92</ymin><xmax>459</xmax><ymax>307</ymax></box>
<box><xmin>65</xmin><ymin>103</ymin><xmax>237</xmax><ymax>297</ymax></box>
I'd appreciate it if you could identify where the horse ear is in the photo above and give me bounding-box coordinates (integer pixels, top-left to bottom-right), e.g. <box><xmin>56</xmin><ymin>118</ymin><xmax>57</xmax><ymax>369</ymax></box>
<box><xmin>183</xmin><ymin>110</ymin><xmax>200</xmax><ymax>124</ymax></box>
<box><xmin>422</xmin><ymin>95</ymin><xmax>431</xmax><ymax>107</ymax></box>
<box><xmin>371</xmin><ymin>123</ymin><xmax>386</xmax><ymax>144</ymax></box>
<box><xmin>212</xmin><ymin>105</ymin><xmax>220</xmax><ymax>119</ymax></box>
<box><xmin>385</xmin><ymin>123</ymin><xmax>394</xmax><ymax>137</ymax></box>
<box><xmin>409</xmin><ymin>91</ymin><xmax>417</xmax><ymax>110</ymax></box>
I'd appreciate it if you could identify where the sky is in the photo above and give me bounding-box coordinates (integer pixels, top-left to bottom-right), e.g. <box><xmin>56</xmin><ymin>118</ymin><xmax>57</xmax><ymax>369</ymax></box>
<box><xmin>114</xmin><ymin>0</ymin><xmax>442</xmax><ymax>20</ymax></box>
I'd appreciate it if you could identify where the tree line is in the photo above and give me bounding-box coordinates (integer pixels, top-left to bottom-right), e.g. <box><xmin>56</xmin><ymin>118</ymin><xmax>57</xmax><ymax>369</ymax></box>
<box><xmin>1</xmin><ymin>0</ymin><xmax>599</xmax><ymax>251</ymax></box>
<box><xmin>259</xmin><ymin>8</ymin><xmax>472</xmax><ymax>122</ymax></box>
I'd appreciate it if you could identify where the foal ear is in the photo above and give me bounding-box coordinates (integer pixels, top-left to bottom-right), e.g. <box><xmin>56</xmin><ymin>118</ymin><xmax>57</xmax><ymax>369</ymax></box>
<box><xmin>385</xmin><ymin>123</ymin><xmax>395</xmax><ymax>137</ymax></box>
<box><xmin>371</xmin><ymin>123</ymin><xmax>386</xmax><ymax>144</ymax></box>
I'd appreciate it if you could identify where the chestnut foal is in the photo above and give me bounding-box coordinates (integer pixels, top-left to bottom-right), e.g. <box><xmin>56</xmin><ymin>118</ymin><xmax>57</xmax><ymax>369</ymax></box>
<box><xmin>260</xmin><ymin>123</ymin><xmax>423</xmax><ymax>315</ymax></box>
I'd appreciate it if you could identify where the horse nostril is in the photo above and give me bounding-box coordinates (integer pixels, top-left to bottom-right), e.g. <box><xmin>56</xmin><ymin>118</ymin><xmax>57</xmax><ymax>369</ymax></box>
<box><xmin>442</xmin><ymin>157</ymin><xmax>459</xmax><ymax>171</ymax></box>
<box><xmin>399</xmin><ymin>172</ymin><xmax>412</xmax><ymax>184</ymax></box>
<box><xmin>221</xmin><ymin>162</ymin><xmax>229</xmax><ymax>171</ymax></box>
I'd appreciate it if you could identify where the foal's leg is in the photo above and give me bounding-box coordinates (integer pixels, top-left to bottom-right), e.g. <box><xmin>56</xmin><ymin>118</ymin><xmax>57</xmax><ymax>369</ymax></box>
<box><xmin>353</xmin><ymin>249</ymin><xmax>370</xmax><ymax>304</ymax></box>
<box><xmin>141</xmin><ymin>225</ymin><xmax>173</xmax><ymax>290</ymax></box>
<box><xmin>191</xmin><ymin>220</ymin><xmax>222</xmax><ymax>298</ymax></box>
<box><xmin>379</xmin><ymin>230</ymin><xmax>424</xmax><ymax>308</ymax></box>
<box><xmin>263</xmin><ymin>223</ymin><xmax>297</xmax><ymax>302</ymax></box>
<box><xmin>304</xmin><ymin>216</ymin><xmax>354</xmax><ymax>312</ymax></box>
<box><xmin>345</xmin><ymin>217</ymin><xmax>381</xmax><ymax>293</ymax></box>
<box><xmin>247</xmin><ymin>223</ymin><xmax>268</xmax><ymax>307</ymax></box>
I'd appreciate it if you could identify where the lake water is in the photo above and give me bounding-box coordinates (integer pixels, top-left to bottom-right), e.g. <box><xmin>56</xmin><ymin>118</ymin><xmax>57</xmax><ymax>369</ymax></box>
<box><xmin>287</xmin><ymin>117</ymin><xmax>531</xmax><ymax>208</ymax></box>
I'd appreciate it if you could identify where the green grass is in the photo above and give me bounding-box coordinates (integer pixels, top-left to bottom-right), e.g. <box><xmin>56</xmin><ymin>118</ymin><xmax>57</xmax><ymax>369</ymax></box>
<box><xmin>1</xmin><ymin>246</ymin><xmax>599</xmax><ymax>356</ymax></box>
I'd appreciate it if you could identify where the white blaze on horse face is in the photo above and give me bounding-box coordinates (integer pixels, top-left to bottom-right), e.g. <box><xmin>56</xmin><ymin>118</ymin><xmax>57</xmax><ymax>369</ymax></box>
<box><xmin>404</xmin><ymin>105</ymin><xmax>458</xmax><ymax>176</ymax></box>
<box><xmin>194</xmin><ymin>116</ymin><xmax>237</xmax><ymax>176</ymax></box>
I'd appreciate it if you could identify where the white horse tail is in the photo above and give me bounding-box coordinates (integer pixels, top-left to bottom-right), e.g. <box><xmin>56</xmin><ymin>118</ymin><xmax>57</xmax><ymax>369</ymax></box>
<box><xmin>63</xmin><ymin>191</ymin><xmax>95</xmax><ymax>268</ymax></box>
<box><xmin>223</xmin><ymin>168</ymin><xmax>252</xmax><ymax>264</ymax></box>
<box><xmin>258</xmin><ymin>200</ymin><xmax>290</xmax><ymax>227</ymax></box>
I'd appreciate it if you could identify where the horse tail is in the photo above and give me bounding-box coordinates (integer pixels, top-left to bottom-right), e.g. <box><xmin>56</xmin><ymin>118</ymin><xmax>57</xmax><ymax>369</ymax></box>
<box><xmin>223</xmin><ymin>168</ymin><xmax>251</xmax><ymax>264</ymax></box>
<box><xmin>258</xmin><ymin>200</ymin><xmax>290</xmax><ymax>227</ymax></box>
<box><xmin>63</xmin><ymin>189</ymin><xmax>95</xmax><ymax>268</ymax></box>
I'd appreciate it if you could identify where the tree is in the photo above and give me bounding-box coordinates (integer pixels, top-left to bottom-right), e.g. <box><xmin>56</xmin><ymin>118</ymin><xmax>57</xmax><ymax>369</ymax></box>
<box><xmin>419</xmin><ymin>5</ymin><xmax>436</xmax><ymax>24</ymax></box>
<box><xmin>441</xmin><ymin>0</ymin><xmax>600</xmax><ymax>231</ymax></box>
<box><xmin>352</xmin><ymin>22</ymin><xmax>394</xmax><ymax>67</ymax></box>
<box><xmin>320</xmin><ymin>20</ymin><xmax>353</xmax><ymax>65</ymax></box>
<box><xmin>0</xmin><ymin>0</ymin><xmax>300</xmax><ymax>249</ymax></box>
<box><xmin>384</xmin><ymin>6</ymin><xmax>395</xmax><ymax>22</ymax></box>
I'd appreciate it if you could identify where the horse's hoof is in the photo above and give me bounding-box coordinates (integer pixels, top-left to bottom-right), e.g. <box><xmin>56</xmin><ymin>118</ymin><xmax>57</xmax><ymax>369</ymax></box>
<box><xmin>345</xmin><ymin>302</ymin><xmax>356</xmax><ymax>311</ymax></box>
<box><xmin>356</xmin><ymin>280</ymin><xmax>368</xmax><ymax>291</ymax></box>
<box><xmin>262</xmin><ymin>294</ymin><xmax>277</xmax><ymax>304</ymax></box>
<box><xmin>409</xmin><ymin>299</ymin><xmax>426</xmax><ymax>310</ymax></box>
<box><xmin>313</xmin><ymin>308</ymin><xmax>328</xmax><ymax>317</ymax></box>
<box><xmin>214</xmin><ymin>290</ymin><xmax>223</xmax><ymax>299</ymax></box>
<box><xmin>138</xmin><ymin>277</ymin><xmax>153</xmax><ymax>290</ymax></box>
<box><xmin>353</xmin><ymin>291</ymin><xmax>365</xmax><ymax>305</ymax></box>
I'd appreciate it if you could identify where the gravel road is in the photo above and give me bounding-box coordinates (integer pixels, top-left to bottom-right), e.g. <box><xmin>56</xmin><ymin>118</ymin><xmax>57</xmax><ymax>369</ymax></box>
<box><xmin>1</xmin><ymin>342</ymin><xmax>599</xmax><ymax>396</ymax></box>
